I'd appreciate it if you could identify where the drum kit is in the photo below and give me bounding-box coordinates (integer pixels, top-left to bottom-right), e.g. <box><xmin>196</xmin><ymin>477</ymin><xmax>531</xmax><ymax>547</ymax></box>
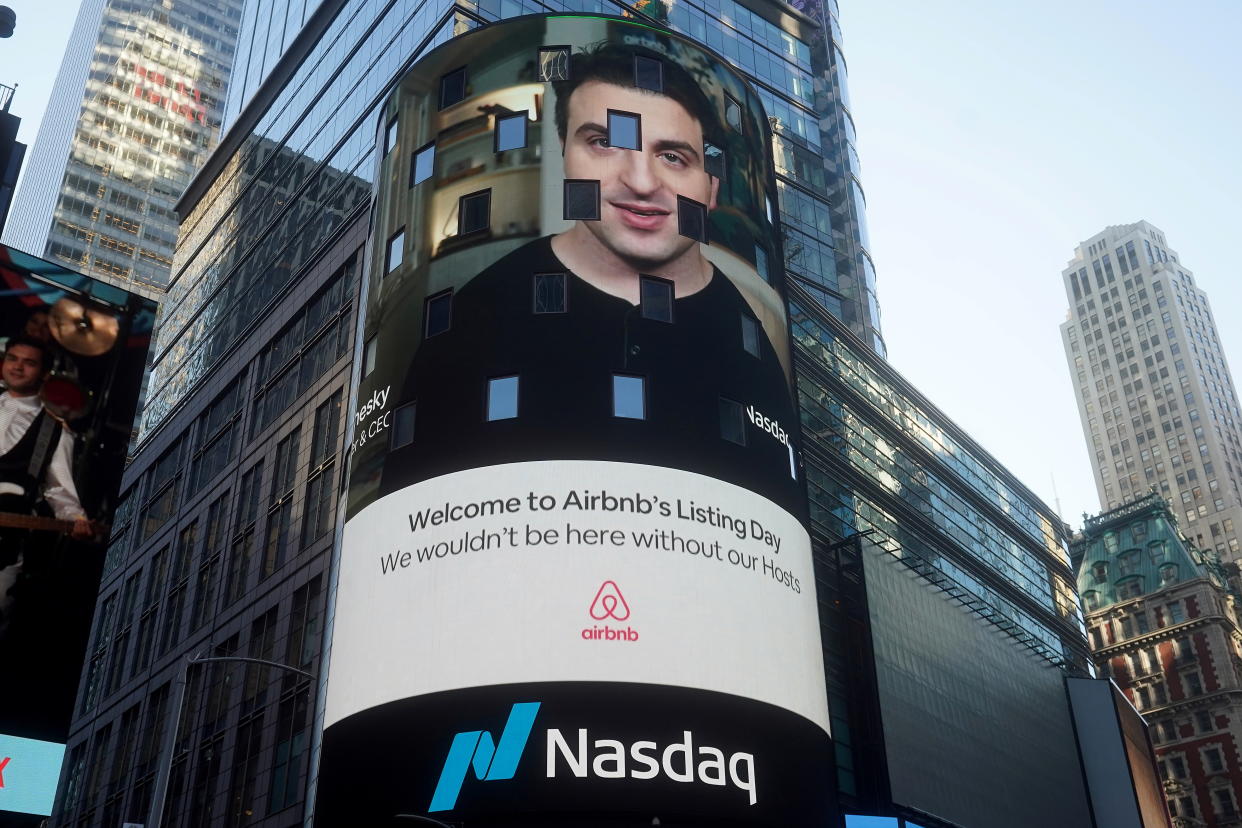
<box><xmin>33</xmin><ymin>296</ymin><xmax>121</xmax><ymax>422</ymax></box>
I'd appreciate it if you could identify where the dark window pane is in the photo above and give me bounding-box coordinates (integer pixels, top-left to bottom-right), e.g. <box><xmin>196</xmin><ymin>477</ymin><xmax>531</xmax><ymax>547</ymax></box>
<box><xmin>677</xmin><ymin>196</ymin><xmax>707</xmax><ymax>242</ymax></box>
<box><xmin>720</xmin><ymin>397</ymin><xmax>746</xmax><ymax>445</ymax></box>
<box><xmin>754</xmin><ymin>244</ymin><xmax>768</xmax><ymax>282</ymax></box>
<box><xmin>487</xmin><ymin>376</ymin><xmax>519</xmax><ymax>421</ymax></box>
<box><xmin>383</xmin><ymin>117</ymin><xmax>398</xmax><ymax>156</ymax></box>
<box><xmin>640</xmin><ymin>276</ymin><xmax>673</xmax><ymax>322</ymax></box>
<box><xmin>634</xmin><ymin>56</ymin><xmax>662</xmax><ymax>91</ymax></box>
<box><xmin>741</xmin><ymin>315</ymin><xmax>761</xmax><ymax>357</ymax></box>
<box><xmin>563</xmin><ymin>179</ymin><xmax>600</xmax><ymax>221</ymax></box>
<box><xmin>495</xmin><ymin>113</ymin><xmax>528</xmax><ymax>152</ymax></box>
<box><xmin>411</xmin><ymin>141</ymin><xmax>435</xmax><ymax>186</ymax></box>
<box><xmin>386</xmin><ymin>229</ymin><xmax>404</xmax><ymax>273</ymax></box>
<box><xmin>607</xmin><ymin>110</ymin><xmax>641</xmax><ymax>151</ymax></box>
<box><xmin>613</xmin><ymin>375</ymin><xmax>645</xmax><ymax>419</ymax></box>
<box><xmin>391</xmin><ymin>402</ymin><xmax>415</xmax><ymax>449</ymax></box>
<box><xmin>534</xmin><ymin>273</ymin><xmax>566</xmax><ymax>314</ymax></box>
<box><xmin>425</xmin><ymin>291</ymin><xmax>452</xmax><ymax>338</ymax></box>
<box><xmin>724</xmin><ymin>94</ymin><xmax>742</xmax><ymax>130</ymax></box>
<box><xmin>538</xmin><ymin>47</ymin><xmax>570</xmax><ymax>81</ymax></box>
<box><xmin>459</xmin><ymin>190</ymin><xmax>491</xmax><ymax>235</ymax></box>
<box><xmin>439</xmin><ymin>66</ymin><xmax>467</xmax><ymax>109</ymax></box>
<box><xmin>704</xmin><ymin>142</ymin><xmax>725</xmax><ymax>179</ymax></box>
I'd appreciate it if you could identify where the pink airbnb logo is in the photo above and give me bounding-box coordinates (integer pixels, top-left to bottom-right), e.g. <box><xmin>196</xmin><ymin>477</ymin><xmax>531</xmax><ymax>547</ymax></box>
<box><xmin>589</xmin><ymin>580</ymin><xmax>630</xmax><ymax>620</ymax></box>
<box><xmin>583</xmin><ymin>581</ymin><xmax>638</xmax><ymax>642</ymax></box>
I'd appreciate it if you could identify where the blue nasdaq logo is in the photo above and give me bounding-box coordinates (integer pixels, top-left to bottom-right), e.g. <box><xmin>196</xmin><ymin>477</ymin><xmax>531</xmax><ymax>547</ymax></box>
<box><xmin>429</xmin><ymin>702</ymin><xmax>541</xmax><ymax>812</ymax></box>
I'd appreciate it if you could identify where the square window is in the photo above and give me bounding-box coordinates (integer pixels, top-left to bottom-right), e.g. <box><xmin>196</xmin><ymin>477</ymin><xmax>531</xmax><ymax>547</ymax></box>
<box><xmin>391</xmin><ymin>402</ymin><xmax>415</xmax><ymax>449</ymax></box>
<box><xmin>612</xmin><ymin>374</ymin><xmax>645</xmax><ymax>419</ymax></box>
<box><xmin>719</xmin><ymin>397</ymin><xmax>746</xmax><ymax>445</ymax></box>
<box><xmin>384</xmin><ymin>116</ymin><xmax>398</xmax><ymax>157</ymax></box>
<box><xmin>487</xmin><ymin>376</ymin><xmax>519</xmax><ymax>421</ymax></box>
<box><xmin>385</xmin><ymin>228</ymin><xmax>404</xmax><ymax>273</ymax></box>
<box><xmin>640</xmin><ymin>276</ymin><xmax>674</xmax><ymax>322</ymax></box>
<box><xmin>634</xmin><ymin>55</ymin><xmax>662</xmax><ymax>91</ymax></box>
<box><xmin>563</xmin><ymin>179</ymin><xmax>600</xmax><ymax>221</ymax></box>
<box><xmin>607</xmin><ymin>110</ymin><xmax>641</xmax><ymax>151</ymax></box>
<box><xmin>363</xmin><ymin>337</ymin><xmax>377</xmax><ymax>377</ymax></box>
<box><xmin>677</xmin><ymin>196</ymin><xmax>707</xmax><ymax>243</ymax></box>
<box><xmin>424</xmin><ymin>290</ymin><xmax>452</xmax><ymax>338</ymax></box>
<box><xmin>411</xmin><ymin>141</ymin><xmax>435</xmax><ymax>186</ymax></box>
<box><xmin>538</xmin><ymin>46</ymin><xmax>571</xmax><ymax>82</ymax></box>
<box><xmin>703</xmin><ymin>142</ymin><xmax>724</xmax><ymax>180</ymax></box>
<box><xmin>495</xmin><ymin>112</ymin><xmax>528</xmax><ymax>153</ymax></box>
<box><xmin>439</xmin><ymin>66</ymin><xmax>467</xmax><ymax>109</ymax></box>
<box><xmin>458</xmin><ymin>190</ymin><xmax>491</xmax><ymax>235</ymax></box>
<box><xmin>741</xmin><ymin>315</ymin><xmax>761</xmax><ymax>357</ymax></box>
<box><xmin>754</xmin><ymin>244</ymin><xmax>768</xmax><ymax>282</ymax></box>
<box><xmin>724</xmin><ymin>94</ymin><xmax>742</xmax><ymax>130</ymax></box>
<box><xmin>533</xmin><ymin>273</ymin><xmax>566</xmax><ymax>314</ymax></box>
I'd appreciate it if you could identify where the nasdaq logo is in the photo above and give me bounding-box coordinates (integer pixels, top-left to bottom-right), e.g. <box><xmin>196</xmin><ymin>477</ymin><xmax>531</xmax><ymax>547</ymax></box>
<box><xmin>429</xmin><ymin>702</ymin><xmax>541</xmax><ymax>812</ymax></box>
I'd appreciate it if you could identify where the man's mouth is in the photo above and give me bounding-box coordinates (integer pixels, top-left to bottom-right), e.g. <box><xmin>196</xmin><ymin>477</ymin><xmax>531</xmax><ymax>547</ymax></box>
<box><xmin>612</xmin><ymin>202</ymin><xmax>670</xmax><ymax>230</ymax></box>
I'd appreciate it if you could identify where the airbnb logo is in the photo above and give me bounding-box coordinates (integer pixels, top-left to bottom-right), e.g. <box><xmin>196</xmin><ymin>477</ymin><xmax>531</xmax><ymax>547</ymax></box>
<box><xmin>589</xmin><ymin>580</ymin><xmax>630</xmax><ymax>620</ymax></box>
<box><xmin>583</xmin><ymin>581</ymin><xmax>638</xmax><ymax>642</ymax></box>
<box><xmin>0</xmin><ymin>756</ymin><xmax>9</xmax><ymax>787</ymax></box>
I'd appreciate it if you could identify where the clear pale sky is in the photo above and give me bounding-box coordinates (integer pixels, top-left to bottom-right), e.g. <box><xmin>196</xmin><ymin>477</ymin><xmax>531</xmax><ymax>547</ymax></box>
<box><xmin>4</xmin><ymin>0</ymin><xmax>1241</xmax><ymax>529</ymax></box>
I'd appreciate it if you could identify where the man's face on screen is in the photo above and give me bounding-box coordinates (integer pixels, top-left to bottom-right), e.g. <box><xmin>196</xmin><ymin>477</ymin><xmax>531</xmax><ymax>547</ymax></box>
<box><xmin>562</xmin><ymin>81</ymin><xmax>718</xmax><ymax>272</ymax></box>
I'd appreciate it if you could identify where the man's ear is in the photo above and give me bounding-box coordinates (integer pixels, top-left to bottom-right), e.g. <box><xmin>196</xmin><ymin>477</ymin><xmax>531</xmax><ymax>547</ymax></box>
<box><xmin>708</xmin><ymin>174</ymin><xmax>720</xmax><ymax>212</ymax></box>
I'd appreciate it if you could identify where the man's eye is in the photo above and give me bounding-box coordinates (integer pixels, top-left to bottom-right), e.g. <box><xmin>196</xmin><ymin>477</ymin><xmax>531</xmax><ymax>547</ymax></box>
<box><xmin>660</xmin><ymin>152</ymin><xmax>687</xmax><ymax>166</ymax></box>
<box><xmin>587</xmin><ymin>135</ymin><xmax>610</xmax><ymax>148</ymax></box>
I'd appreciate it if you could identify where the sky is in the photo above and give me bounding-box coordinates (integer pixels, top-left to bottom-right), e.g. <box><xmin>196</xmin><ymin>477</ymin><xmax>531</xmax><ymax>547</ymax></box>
<box><xmin>3</xmin><ymin>0</ymin><xmax>1241</xmax><ymax>528</ymax></box>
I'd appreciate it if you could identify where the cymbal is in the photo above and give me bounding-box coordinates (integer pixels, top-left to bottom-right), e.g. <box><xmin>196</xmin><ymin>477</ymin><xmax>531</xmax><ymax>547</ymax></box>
<box><xmin>48</xmin><ymin>297</ymin><xmax>120</xmax><ymax>356</ymax></box>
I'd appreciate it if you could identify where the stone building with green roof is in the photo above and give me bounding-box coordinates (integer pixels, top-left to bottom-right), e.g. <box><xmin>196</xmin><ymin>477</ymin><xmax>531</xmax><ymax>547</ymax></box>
<box><xmin>1075</xmin><ymin>492</ymin><xmax>1242</xmax><ymax>826</ymax></box>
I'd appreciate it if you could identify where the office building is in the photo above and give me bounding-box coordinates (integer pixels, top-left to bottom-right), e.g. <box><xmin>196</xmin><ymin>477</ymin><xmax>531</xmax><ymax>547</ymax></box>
<box><xmin>2</xmin><ymin>0</ymin><xmax>242</xmax><ymax>297</ymax></box>
<box><xmin>1076</xmin><ymin>492</ymin><xmax>1242</xmax><ymax>826</ymax></box>
<box><xmin>1061</xmin><ymin>221</ymin><xmax>1242</xmax><ymax>563</ymax></box>
<box><xmin>48</xmin><ymin>3</ymin><xmax>1130</xmax><ymax>827</ymax></box>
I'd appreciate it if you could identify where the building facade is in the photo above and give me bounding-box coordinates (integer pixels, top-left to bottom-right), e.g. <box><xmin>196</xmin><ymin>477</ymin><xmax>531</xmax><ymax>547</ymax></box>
<box><xmin>2</xmin><ymin>0</ymin><xmax>242</xmax><ymax>297</ymax></box>
<box><xmin>1061</xmin><ymin>222</ymin><xmax>1242</xmax><ymax>564</ymax></box>
<box><xmin>1076</xmin><ymin>492</ymin><xmax>1242</xmax><ymax>827</ymax></box>
<box><xmin>47</xmin><ymin>1</ymin><xmax>1110</xmax><ymax>827</ymax></box>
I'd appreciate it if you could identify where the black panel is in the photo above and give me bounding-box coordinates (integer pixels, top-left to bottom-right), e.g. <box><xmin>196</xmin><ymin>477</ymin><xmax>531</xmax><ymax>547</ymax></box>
<box><xmin>563</xmin><ymin>179</ymin><xmax>601</xmax><ymax>221</ymax></box>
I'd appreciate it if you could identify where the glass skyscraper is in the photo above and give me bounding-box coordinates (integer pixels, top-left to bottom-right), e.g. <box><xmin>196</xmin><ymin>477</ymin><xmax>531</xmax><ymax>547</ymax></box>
<box><xmin>2</xmin><ymin>0</ymin><xmax>242</xmax><ymax>296</ymax></box>
<box><xmin>48</xmin><ymin>1</ymin><xmax>1111</xmax><ymax>826</ymax></box>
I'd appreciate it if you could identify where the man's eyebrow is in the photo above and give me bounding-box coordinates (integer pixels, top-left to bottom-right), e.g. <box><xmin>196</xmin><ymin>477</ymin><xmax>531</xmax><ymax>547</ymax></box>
<box><xmin>651</xmin><ymin>138</ymin><xmax>701</xmax><ymax>163</ymax></box>
<box><xmin>573</xmin><ymin>121</ymin><xmax>608</xmax><ymax>138</ymax></box>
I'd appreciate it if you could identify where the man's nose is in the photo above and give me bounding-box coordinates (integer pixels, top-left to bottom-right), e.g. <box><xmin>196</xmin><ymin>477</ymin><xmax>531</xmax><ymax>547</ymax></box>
<box><xmin>618</xmin><ymin>150</ymin><xmax>659</xmax><ymax>197</ymax></box>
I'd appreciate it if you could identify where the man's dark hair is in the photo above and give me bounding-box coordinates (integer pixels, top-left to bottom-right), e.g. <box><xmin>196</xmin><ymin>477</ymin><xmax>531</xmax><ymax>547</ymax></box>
<box><xmin>4</xmin><ymin>334</ymin><xmax>50</xmax><ymax>372</ymax></box>
<box><xmin>552</xmin><ymin>42</ymin><xmax>723</xmax><ymax>151</ymax></box>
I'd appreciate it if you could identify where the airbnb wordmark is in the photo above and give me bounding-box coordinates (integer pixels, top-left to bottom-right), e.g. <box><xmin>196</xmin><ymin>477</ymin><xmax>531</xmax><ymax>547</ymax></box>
<box><xmin>583</xmin><ymin>581</ymin><xmax>638</xmax><ymax>642</ymax></box>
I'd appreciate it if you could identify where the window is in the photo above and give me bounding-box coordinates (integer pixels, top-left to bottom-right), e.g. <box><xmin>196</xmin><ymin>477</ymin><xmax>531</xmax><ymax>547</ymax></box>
<box><xmin>612</xmin><ymin>375</ymin><xmax>645</xmax><ymax>419</ymax></box>
<box><xmin>264</xmin><ymin>429</ymin><xmax>301</xmax><ymax>578</ymax></box>
<box><xmin>1213</xmin><ymin>788</ymin><xmax>1237</xmax><ymax>818</ymax></box>
<box><xmin>1203</xmin><ymin>745</ymin><xmax>1225</xmax><ymax>773</ymax></box>
<box><xmin>1116</xmin><ymin>577</ymin><xmax>1143</xmax><ymax>599</ymax></box>
<box><xmin>640</xmin><ymin>276</ymin><xmax>674</xmax><ymax>322</ymax></box>
<box><xmin>411</xmin><ymin>141</ymin><xmax>435</xmax><ymax>186</ymax></box>
<box><xmin>487</xmin><ymin>376</ymin><xmax>519</xmax><ymax>421</ymax></box>
<box><xmin>633</xmin><ymin>55</ymin><xmax>662</xmax><ymax>91</ymax></box>
<box><xmin>458</xmin><ymin>190</ymin><xmax>491</xmax><ymax>235</ymax></box>
<box><xmin>383</xmin><ymin>116</ymin><xmax>398</xmax><ymax>157</ymax></box>
<box><xmin>754</xmin><ymin>244</ymin><xmax>768</xmax><ymax>282</ymax></box>
<box><xmin>1082</xmin><ymin>590</ymin><xmax>1100</xmax><ymax>611</ymax></box>
<box><xmin>607</xmin><ymin>109</ymin><xmax>641</xmax><ymax>150</ymax></box>
<box><xmin>741</xmin><ymin>315</ymin><xmax>761</xmax><ymax>358</ymax></box>
<box><xmin>1159</xmin><ymin>563</ymin><xmax>1178</xmax><ymax>585</ymax></box>
<box><xmin>424</xmin><ymin>290</ymin><xmax>452</xmax><ymax>338</ymax></box>
<box><xmin>303</xmin><ymin>394</ymin><xmax>341</xmax><ymax>546</ymax></box>
<box><xmin>537</xmin><ymin>46</ymin><xmax>570</xmax><ymax>82</ymax></box>
<box><xmin>704</xmin><ymin>142</ymin><xmax>724</xmax><ymax>180</ymax></box>
<box><xmin>1183</xmin><ymin>671</ymin><xmax>1203</xmax><ymax>696</ymax></box>
<box><xmin>1196</xmin><ymin>710</ymin><xmax>1215</xmax><ymax>733</ymax></box>
<box><xmin>1118</xmin><ymin>550</ymin><xmax>1139</xmax><ymax>575</ymax></box>
<box><xmin>386</xmin><ymin>228</ymin><xmax>404</xmax><ymax>273</ymax></box>
<box><xmin>724</xmin><ymin>93</ymin><xmax>742</xmax><ymax>130</ymax></box>
<box><xmin>1091</xmin><ymin>561</ymin><xmax>1108</xmax><ymax>583</ymax></box>
<box><xmin>439</xmin><ymin>66</ymin><xmax>467</xmax><ymax>109</ymax></box>
<box><xmin>1167</xmin><ymin>601</ymin><xmax>1185</xmax><ymax>623</ymax></box>
<box><xmin>495</xmin><ymin>112</ymin><xmax>528</xmax><ymax>152</ymax></box>
<box><xmin>533</xmin><ymin>273</ymin><xmax>566</xmax><ymax>314</ymax></box>
<box><xmin>563</xmin><ymin>179</ymin><xmax>600</xmax><ymax>221</ymax></box>
<box><xmin>391</xmin><ymin>402</ymin><xmax>416</xmax><ymax>449</ymax></box>
<box><xmin>719</xmin><ymin>397</ymin><xmax>746</xmax><ymax>445</ymax></box>
<box><xmin>363</xmin><ymin>336</ymin><xmax>377</xmax><ymax>378</ymax></box>
<box><xmin>677</xmin><ymin>195</ymin><xmax>707</xmax><ymax>243</ymax></box>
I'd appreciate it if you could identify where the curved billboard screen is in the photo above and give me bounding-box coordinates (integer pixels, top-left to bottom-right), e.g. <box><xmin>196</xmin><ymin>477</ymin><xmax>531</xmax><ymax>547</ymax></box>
<box><xmin>319</xmin><ymin>15</ymin><xmax>833</xmax><ymax>825</ymax></box>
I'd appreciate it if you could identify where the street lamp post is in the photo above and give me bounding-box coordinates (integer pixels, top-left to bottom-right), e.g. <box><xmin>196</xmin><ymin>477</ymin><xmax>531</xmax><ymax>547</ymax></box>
<box><xmin>147</xmin><ymin>653</ymin><xmax>315</xmax><ymax>828</ymax></box>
